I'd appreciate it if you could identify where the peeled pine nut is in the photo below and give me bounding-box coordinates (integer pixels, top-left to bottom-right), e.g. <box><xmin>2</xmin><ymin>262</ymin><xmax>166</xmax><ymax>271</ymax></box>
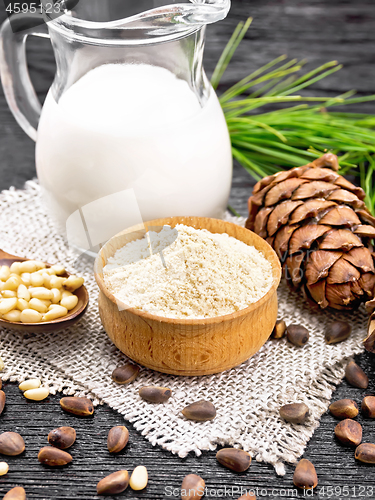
<box><xmin>29</xmin><ymin>298</ymin><xmax>49</xmax><ymax>314</ymax></box>
<box><xmin>43</xmin><ymin>306</ymin><xmax>68</xmax><ymax>322</ymax></box>
<box><xmin>9</xmin><ymin>262</ymin><xmax>22</xmax><ymax>274</ymax></box>
<box><xmin>16</xmin><ymin>299</ymin><xmax>29</xmax><ymax>311</ymax></box>
<box><xmin>2</xmin><ymin>310</ymin><xmax>21</xmax><ymax>322</ymax></box>
<box><xmin>19</xmin><ymin>260</ymin><xmax>38</xmax><ymax>274</ymax></box>
<box><xmin>0</xmin><ymin>462</ymin><xmax>9</xmax><ymax>475</ymax></box>
<box><xmin>0</xmin><ymin>266</ymin><xmax>10</xmax><ymax>281</ymax></box>
<box><xmin>60</xmin><ymin>295</ymin><xmax>78</xmax><ymax>311</ymax></box>
<box><xmin>19</xmin><ymin>379</ymin><xmax>41</xmax><ymax>391</ymax></box>
<box><xmin>34</xmin><ymin>261</ymin><xmax>46</xmax><ymax>270</ymax></box>
<box><xmin>20</xmin><ymin>309</ymin><xmax>43</xmax><ymax>323</ymax></box>
<box><xmin>17</xmin><ymin>284</ymin><xmax>30</xmax><ymax>301</ymax></box>
<box><xmin>51</xmin><ymin>288</ymin><xmax>61</xmax><ymax>304</ymax></box>
<box><xmin>3</xmin><ymin>276</ymin><xmax>22</xmax><ymax>291</ymax></box>
<box><xmin>0</xmin><ymin>298</ymin><xmax>17</xmax><ymax>315</ymax></box>
<box><xmin>129</xmin><ymin>466</ymin><xmax>148</xmax><ymax>491</ymax></box>
<box><xmin>30</xmin><ymin>273</ymin><xmax>44</xmax><ymax>287</ymax></box>
<box><xmin>30</xmin><ymin>287</ymin><xmax>53</xmax><ymax>300</ymax></box>
<box><xmin>0</xmin><ymin>260</ymin><xmax>83</xmax><ymax>323</ymax></box>
<box><xmin>49</xmin><ymin>276</ymin><xmax>66</xmax><ymax>289</ymax></box>
<box><xmin>20</xmin><ymin>273</ymin><xmax>31</xmax><ymax>286</ymax></box>
<box><xmin>63</xmin><ymin>275</ymin><xmax>84</xmax><ymax>292</ymax></box>
<box><xmin>51</xmin><ymin>265</ymin><xmax>65</xmax><ymax>275</ymax></box>
<box><xmin>24</xmin><ymin>387</ymin><xmax>49</xmax><ymax>401</ymax></box>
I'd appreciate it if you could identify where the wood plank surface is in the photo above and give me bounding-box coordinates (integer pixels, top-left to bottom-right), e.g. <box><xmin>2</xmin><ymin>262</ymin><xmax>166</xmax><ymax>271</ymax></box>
<box><xmin>0</xmin><ymin>1</ymin><xmax>375</xmax><ymax>498</ymax></box>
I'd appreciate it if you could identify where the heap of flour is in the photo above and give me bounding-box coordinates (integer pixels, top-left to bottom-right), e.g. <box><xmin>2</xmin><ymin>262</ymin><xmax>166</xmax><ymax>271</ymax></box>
<box><xmin>103</xmin><ymin>224</ymin><xmax>273</xmax><ymax>319</ymax></box>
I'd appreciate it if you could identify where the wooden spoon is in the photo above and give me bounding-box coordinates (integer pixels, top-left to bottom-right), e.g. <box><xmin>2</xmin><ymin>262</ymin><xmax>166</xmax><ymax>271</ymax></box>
<box><xmin>0</xmin><ymin>249</ymin><xmax>89</xmax><ymax>333</ymax></box>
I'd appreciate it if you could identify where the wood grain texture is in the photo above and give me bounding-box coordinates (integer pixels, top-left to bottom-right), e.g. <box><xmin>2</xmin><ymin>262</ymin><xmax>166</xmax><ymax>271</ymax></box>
<box><xmin>0</xmin><ymin>1</ymin><xmax>375</xmax><ymax>498</ymax></box>
<box><xmin>95</xmin><ymin>217</ymin><xmax>280</xmax><ymax>375</ymax></box>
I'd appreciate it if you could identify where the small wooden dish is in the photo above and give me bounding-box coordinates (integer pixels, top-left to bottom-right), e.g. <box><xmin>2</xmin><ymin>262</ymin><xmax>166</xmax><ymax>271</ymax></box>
<box><xmin>0</xmin><ymin>249</ymin><xmax>89</xmax><ymax>333</ymax></box>
<box><xmin>95</xmin><ymin>217</ymin><xmax>281</xmax><ymax>376</ymax></box>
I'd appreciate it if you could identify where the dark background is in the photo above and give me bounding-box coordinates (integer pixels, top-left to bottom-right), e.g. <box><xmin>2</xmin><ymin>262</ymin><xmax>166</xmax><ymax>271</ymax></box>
<box><xmin>1</xmin><ymin>1</ymin><xmax>375</xmax><ymax>499</ymax></box>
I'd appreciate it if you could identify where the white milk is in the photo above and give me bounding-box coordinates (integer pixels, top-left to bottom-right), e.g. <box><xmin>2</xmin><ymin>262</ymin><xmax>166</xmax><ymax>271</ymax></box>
<box><xmin>36</xmin><ymin>64</ymin><xmax>232</xmax><ymax>239</ymax></box>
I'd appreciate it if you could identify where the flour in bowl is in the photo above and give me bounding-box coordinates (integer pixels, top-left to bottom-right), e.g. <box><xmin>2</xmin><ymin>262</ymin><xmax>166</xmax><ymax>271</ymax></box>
<box><xmin>103</xmin><ymin>224</ymin><xmax>273</xmax><ymax>319</ymax></box>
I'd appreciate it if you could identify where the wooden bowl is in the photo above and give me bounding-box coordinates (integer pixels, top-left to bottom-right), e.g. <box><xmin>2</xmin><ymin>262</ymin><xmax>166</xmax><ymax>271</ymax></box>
<box><xmin>94</xmin><ymin>217</ymin><xmax>281</xmax><ymax>376</ymax></box>
<box><xmin>0</xmin><ymin>249</ymin><xmax>89</xmax><ymax>333</ymax></box>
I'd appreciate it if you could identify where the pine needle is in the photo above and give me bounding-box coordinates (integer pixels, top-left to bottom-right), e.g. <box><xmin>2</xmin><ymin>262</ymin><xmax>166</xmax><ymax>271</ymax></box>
<box><xmin>213</xmin><ymin>20</ymin><xmax>375</xmax><ymax>213</ymax></box>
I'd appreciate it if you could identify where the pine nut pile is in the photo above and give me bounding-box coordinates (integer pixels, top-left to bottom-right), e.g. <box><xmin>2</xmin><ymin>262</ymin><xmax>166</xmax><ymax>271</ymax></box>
<box><xmin>0</xmin><ymin>260</ymin><xmax>84</xmax><ymax>323</ymax></box>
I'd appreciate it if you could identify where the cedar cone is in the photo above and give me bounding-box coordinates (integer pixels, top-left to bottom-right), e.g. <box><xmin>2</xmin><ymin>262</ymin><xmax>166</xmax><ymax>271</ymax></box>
<box><xmin>246</xmin><ymin>154</ymin><xmax>375</xmax><ymax>325</ymax></box>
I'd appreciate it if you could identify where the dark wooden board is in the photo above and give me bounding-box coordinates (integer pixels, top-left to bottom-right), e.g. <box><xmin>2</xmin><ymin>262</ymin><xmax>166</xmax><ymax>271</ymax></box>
<box><xmin>1</xmin><ymin>1</ymin><xmax>375</xmax><ymax>498</ymax></box>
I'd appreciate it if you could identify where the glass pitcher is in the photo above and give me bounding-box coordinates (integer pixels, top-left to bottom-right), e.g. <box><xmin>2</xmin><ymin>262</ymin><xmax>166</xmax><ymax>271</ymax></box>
<box><xmin>0</xmin><ymin>0</ymin><xmax>232</xmax><ymax>243</ymax></box>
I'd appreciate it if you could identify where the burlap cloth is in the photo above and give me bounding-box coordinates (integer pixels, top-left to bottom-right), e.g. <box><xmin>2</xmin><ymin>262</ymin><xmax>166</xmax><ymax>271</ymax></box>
<box><xmin>0</xmin><ymin>181</ymin><xmax>367</xmax><ymax>475</ymax></box>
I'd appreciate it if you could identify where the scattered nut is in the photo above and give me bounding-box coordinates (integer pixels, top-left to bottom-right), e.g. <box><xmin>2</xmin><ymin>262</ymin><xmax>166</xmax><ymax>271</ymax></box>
<box><xmin>139</xmin><ymin>386</ymin><xmax>172</xmax><ymax>404</ymax></box>
<box><xmin>325</xmin><ymin>321</ymin><xmax>352</xmax><ymax>344</ymax></box>
<box><xmin>0</xmin><ymin>390</ymin><xmax>5</xmax><ymax>416</ymax></box>
<box><xmin>361</xmin><ymin>396</ymin><xmax>375</xmax><ymax>418</ymax></box>
<box><xmin>237</xmin><ymin>493</ymin><xmax>256</xmax><ymax>500</ymax></box>
<box><xmin>334</xmin><ymin>419</ymin><xmax>362</xmax><ymax>447</ymax></box>
<box><xmin>60</xmin><ymin>397</ymin><xmax>94</xmax><ymax>417</ymax></box>
<box><xmin>97</xmin><ymin>470</ymin><xmax>129</xmax><ymax>495</ymax></box>
<box><xmin>216</xmin><ymin>448</ymin><xmax>251</xmax><ymax>473</ymax></box>
<box><xmin>279</xmin><ymin>403</ymin><xmax>309</xmax><ymax>424</ymax></box>
<box><xmin>19</xmin><ymin>379</ymin><xmax>41</xmax><ymax>391</ymax></box>
<box><xmin>107</xmin><ymin>426</ymin><xmax>129</xmax><ymax>454</ymax></box>
<box><xmin>0</xmin><ymin>432</ymin><xmax>25</xmax><ymax>456</ymax></box>
<box><xmin>181</xmin><ymin>400</ymin><xmax>216</xmax><ymax>422</ymax></box>
<box><xmin>48</xmin><ymin>427</ymin><xmax>76</xmax><ymax>450</ymax></box>
<box><xmin>111</xmin><ymin>364</ymin><xmax>139</xmax><ymax>384</ymax></box>
<box><xmin>355</xmin><ymin>443</ymin><xmax>375</xmax><ymax>464</ymax></box>
<box><xmin>0</xmin><ymin>461</ymin><xmax>9</xmax><ymax>475</ymax></box>
<box><xmin>181</xmin><ymin>474</ymin><xmax>205</xmax><ymax>500</ymax></box>
<box><xmin>286</xmin><ymin>324</ymin><xmax>309</xmax><ymax>347</ymax></box>
<box><xmin>345</xmin><ymin>360</ymin><xmax>368</xmax><ymax>389</ymax></box>
<box><xmin>293</xmin><ymin>458</ymin><xmax>318</xmax><ymax>489</ymax></box>
<box><xmin>129</xmin><ymin>465</ymin><xmax>148</xmax><ymax>491</ymax></box>
<box><xmin>329</xmin><ymin>399</ymin><xmax>359</xmax><ymax>419</ymax></box>
<box><xmin>3</xmin><ymin>487</ymin><xmax>26</xmax><ymax>500</ymax></box>
<box><xmin>24</xmin><ymin>387</ymin><xmax>49</xmax><ymax>401</ymax></box>
<box><xmin>272</xmin><ymin>319</ymin><xmax>286</xmax><ymax>339</ymax></box>
<box><xmin>38</xmin><ymin>446</ymin><xmax>72</xmax><ymax>466</ymax></box>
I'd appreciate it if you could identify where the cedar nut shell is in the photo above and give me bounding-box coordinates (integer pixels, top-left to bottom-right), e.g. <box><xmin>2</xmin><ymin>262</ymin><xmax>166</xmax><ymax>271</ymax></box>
<box><xmin>38</xmin><ymin>446</ymin><xmax>72</xmax><ymax>466</ymax></box>
<box><xmin>329</xmin><ymin>399</ymin><xmax>359</xmax><ymax>419</ymax></box>
<box><xmin>334</xmin><ymin>419</ymin><xmax>362</xmax><ymax>447</ymax></box>
<box><xmin>355</xmin><ymin>443</ymin><xmax>375</xmax><ymax>464</ymax></box>
<box><xmin>325</xmin><ymin>321</ymin><xmax>352</xmax><ymax>344</ymax></box>
<box><xmin>97</xmin><ymin>470</ymin><xmax>129</xmax><ymax>495</ymax></box>
<box><xmin>361</xmin><ymin>396</ymin><xmax>375</xmax><ymax>418</ymax></box>
<box><xmin>60</xmin><ymin>397</ymin><xmax>94</xmax><ymax>417</ymax></box>
<box><xmin>293</xmin><ymin>458</ymin><xmax>318</xmax><ymax>489</ymax></box>
<box><xmin>216</xmin><ymin>448</ymin><xmax>252</xmax><ymax>473</ymax></box>
<box><xmin>107</xmin><ymin>426</ymin><xmax>129</xmax><ymax>454</ymax></box>
<box><xmin>3</xmin><ymin>487</ymin><xmax>26</xmax><ymax>500</ymax></box>
<box><xmin>48</xmin><ymin>427</ymin><xmax>76</xmax><ymax>450</ymax></box>
<box><xmin>0</xmin><ymin>432</ymin><xmax>25</xmax><ymax>456</ymax></box>
<box><xmin>182</xmin><ymin>400</ymin><xmax>216</xmax><ymax>422</ymax></box>
<box><xmin>286</xmin><ymin>324</ymin><xmax>309</xmax><ymax>347</ymax></box>
<box><xmin>111</xmin><ymin>364</ymin><xmax>139</xmax><ymax>385</ymax></box>
<box><xmin>279</xmin><ymin>403</ymin><xmax>309</xmax><ymax>424</ymax></box>
<box><xmin>139</xmin><ymin>386</ymin><xmax>172</xmax><ymax>404</ymax></box>
<box><xmin>345</xmin><ymin>360</ymin><xmax>369</xmax><ymax>389</ymax></box>
<box><xmin>181</xmin><ymin>474</ymin><xmax>205</xmax><ymax>500</ymax></box>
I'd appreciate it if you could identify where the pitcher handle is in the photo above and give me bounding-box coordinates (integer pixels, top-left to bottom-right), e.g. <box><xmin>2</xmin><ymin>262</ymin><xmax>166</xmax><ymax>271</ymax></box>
<box><xmin>0</xmin><ymin>15</ymin><xmax>50</xmax><ymax>142</ymax></box>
